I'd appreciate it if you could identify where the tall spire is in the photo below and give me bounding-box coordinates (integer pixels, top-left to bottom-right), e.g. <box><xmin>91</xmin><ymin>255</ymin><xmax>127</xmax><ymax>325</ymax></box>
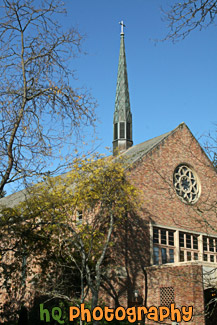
<box><xmin>113</xmin><ymin>21</ymin><xmax>133</xmax><ymax>156</ymax></box>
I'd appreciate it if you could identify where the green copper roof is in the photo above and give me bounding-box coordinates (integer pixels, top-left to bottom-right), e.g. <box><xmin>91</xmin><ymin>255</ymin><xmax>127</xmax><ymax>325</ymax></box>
<box><xmin>114</xmin><ymin>33</ymin><xmax>132</xmax><ymax>124</ymax></box>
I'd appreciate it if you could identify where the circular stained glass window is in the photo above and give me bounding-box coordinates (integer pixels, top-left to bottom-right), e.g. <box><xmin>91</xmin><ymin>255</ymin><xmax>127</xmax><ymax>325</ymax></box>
<box><xmin>173</xmin><ymin>165</ymin><xmax>200</xmax><ymax>204</ymax></box>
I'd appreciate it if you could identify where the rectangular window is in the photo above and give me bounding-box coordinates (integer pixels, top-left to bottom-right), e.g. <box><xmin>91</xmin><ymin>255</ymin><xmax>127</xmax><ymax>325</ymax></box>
<box><xmin>153</xmin><ymin>228</ymin><xmax>159</xmax><ymax>244</ymax></box>
<box><xmin>180</xmin><ymin>250</ymin><xmax>184</xmax><ymax>262</ymax></box>
<box><xmin>187</xmin><ymin>251</ymin><xmax>191</xmax><ymax>261</ymax></box>
<box><xmin>161</xmin><ymin>229</ymin><xmax>167</xmax><ymax>245</ymax></box>
<box><xmin>153</xmin><ymin>228</ymin><xmax>217</xmax><ymax>266</ymax></box>
<box><xmin>161</xmin><ymin>248</ymin><xmax>167</xmax><ymax>264</ymax></box>
<box><xmin>169</xmin><ymin>249</ymin><xmax>174</xmax><ymax>263</ymax></box>
<box><xmin>120</xmin><ymin>122</ymin><xmax>125</xmax><ymax>139</ymax></box>
<box><xmin>210</xmin><ymin>239</ymin><xmax>214</xmax><ymax>252</ymax></box>
<box><xmin>114</xmin><ymin>123</ymin><xmax>118</xmax><ymax>140</ymax></box>
<box><xmin>203</xmin><ymin>237</ymin><xmax>208</xmax><ymax>251</ymax></box>
<box><xmin>203</xmin><ymin>236</ymin><xmax>217</xmax><ymax>262</ymax></box>
<box><xmin>127</xmin><ymin>122</ymin><xmax>131</xmax><ymax>139</ymax></box>
<box><xmin>193</xmin><ymin>235</ymin><xmax>198</xmax><ymax>250</ymax></box>
<box><xmin>186</xmin><ymin>234</ymin><xmax>191</xmax><ymax>249</ymax></box>
<box><xmin>179</xmin><ymin>233</ymin><xmax>184</xmax><ymax>248</ymax></box>
<box><xmin>179</xmin><ymin>232</ymin><xmax>199</xmax><ymax>262</ymax></box>
<box><xmin>153</xmin><ymin>246</ymin><xmax>159</xmax><ymax>265</ymax></box>
<box><xmin>76</xmin><ymin>210</ymin><xmax>83</xmax><ymax>225</ymax></box>
<box><xmin>169</xmin><ymin>231</ymin><xmax>174</xmax><ymax>246</ymax></box>
<box><xmin>153</xmin><ymin>227</ymin><xmax>175</xmax><ymax>265</ymax></box>
<box><xmin>194</xmin><ymin>252</ymin><xmax>198</xmax><ymax>260</ymax></box>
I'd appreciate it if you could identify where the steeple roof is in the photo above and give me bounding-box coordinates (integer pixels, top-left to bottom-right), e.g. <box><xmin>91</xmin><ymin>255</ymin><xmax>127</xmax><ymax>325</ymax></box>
<box><xmin>113</xmin><ymin>23</ymin><xmax>133</xmax><ymax>155</ymax></box>
<box><xmin>113</xmin><ymin>30</ymin><xmax>131</xmax><ymax>124</ymax></box>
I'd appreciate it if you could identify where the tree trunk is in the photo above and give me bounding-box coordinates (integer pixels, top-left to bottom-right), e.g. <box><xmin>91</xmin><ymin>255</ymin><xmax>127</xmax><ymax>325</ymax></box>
<box><xmin>92</xmin><ymin>288</ymin><xmax>99</xmax><ymax>325</ymax></box>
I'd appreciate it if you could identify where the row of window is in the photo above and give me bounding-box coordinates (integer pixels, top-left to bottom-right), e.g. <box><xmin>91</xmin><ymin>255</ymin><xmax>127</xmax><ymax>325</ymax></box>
<box><xmin>153</xmin><ymin>227</ymin><xmax>217</xmax><ymax>265</ymax></box>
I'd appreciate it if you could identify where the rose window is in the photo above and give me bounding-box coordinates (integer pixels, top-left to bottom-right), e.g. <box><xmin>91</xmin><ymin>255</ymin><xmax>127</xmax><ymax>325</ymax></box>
<box><xmin>173</xmin><ymin>165</ymin><xmax>200</xmax><ymax>204</ymax></box>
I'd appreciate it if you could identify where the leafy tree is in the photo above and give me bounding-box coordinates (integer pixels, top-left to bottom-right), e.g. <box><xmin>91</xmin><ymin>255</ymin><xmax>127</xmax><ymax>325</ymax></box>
<box><xmin>0</xmin><ymin>0</ymin><xmax>96</xmax><ymax>196</ymax></box>
<box><xmin>0</xmin><ymin>155</ymin><xmax>139</xmax><ymax>323</ymax></box>
<box><xmin>162</xmin><ymin>0</ymin><xmax>217</xmax><ymax>41</ymax></box>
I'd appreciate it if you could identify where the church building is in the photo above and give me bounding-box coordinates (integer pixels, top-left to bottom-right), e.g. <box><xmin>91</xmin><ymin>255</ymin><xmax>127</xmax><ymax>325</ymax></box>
<box><xmin>0</xmin><ymin>21</ymin><xmax>216</xmax><ymax>325</ymax></box>
<box><xmin>107</xmin><ymin>21</ymin><xmax>217</xmax><ymax>324</ymax></box>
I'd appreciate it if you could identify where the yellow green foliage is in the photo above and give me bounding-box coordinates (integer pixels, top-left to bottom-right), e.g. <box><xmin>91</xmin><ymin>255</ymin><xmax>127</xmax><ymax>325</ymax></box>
<box><xmin>0</xmin><ymin>155</ymin><xmax>139</xmax><ymax>250</ymax></box>
<box><xmin>0</xmin><ymin>154</ymin><xmax>140</xmax><ymax>299</ymax></box>
<box><xmin>10</xmin><ymin>154</ymin><xmax>139</xmax><ymax>223</ymax></box>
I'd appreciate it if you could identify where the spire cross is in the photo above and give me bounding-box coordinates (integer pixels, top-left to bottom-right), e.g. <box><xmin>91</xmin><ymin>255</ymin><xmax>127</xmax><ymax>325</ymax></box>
<box><xmin>119</xmin><ymin>20</ymin><xmax>125</xmax><ymax>35</ymax></box>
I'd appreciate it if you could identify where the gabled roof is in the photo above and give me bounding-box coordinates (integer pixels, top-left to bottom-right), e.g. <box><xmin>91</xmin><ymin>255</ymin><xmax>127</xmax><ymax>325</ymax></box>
<box><xmin>0</xmin><ymin>122</ymin><xmax>200</xmax><ymax>208</ymax></box>
<box><xmin>0</xmin><ymin>188</ymin><xmax>28</xmax><ymax>208</ymax></box>
<box><xmin>122</xmin><ymin>122</ymin><xmax>216</xmax><ymax>173</ymax></box>
<box><xmin>121</xmin><ymin>124</ymin><xmax>180</xmax><ymax>165</ymax></box>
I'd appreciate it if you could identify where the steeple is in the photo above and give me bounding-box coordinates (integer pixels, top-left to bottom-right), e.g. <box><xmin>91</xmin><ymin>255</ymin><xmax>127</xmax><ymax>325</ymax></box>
<box><xmin>113</xmin><ymin>21</ymin><xmax>133</xmax><ymax>156</ymax></box>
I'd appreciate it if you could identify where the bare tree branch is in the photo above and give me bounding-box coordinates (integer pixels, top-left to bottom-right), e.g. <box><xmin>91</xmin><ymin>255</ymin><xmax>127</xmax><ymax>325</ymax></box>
<box><xmin>0</xmin><ymin>0</ymin><xmax>96</xmax><ymax>195</ymax></box>
<box><xmin>162</xmin><ymin>0</ymin><xmax>217</xmax><ymax>41</ymax></box>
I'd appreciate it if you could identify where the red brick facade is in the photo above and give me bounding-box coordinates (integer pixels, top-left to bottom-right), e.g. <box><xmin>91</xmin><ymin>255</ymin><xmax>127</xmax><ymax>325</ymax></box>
<box><xmin>102</xmin><ymin>123</ymin><xmax>217</xmax><ymax>324</ymax></box>
<box><xmin>129</xmin><ymin>123</ymin><xmax>216</xmax><ymax>233</ymax></box>
<box><xmin>0</xmin><ymin>123</ymin><xmax>216</xmax><ymax>324</ymax></box>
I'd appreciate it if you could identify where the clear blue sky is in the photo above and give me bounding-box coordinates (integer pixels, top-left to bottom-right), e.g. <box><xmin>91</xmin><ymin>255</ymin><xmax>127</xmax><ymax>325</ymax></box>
<box><xmin>4</xmin><ymin>0</ymin><xmax>217</xmax><ymax>195</ymax></box>
<box><xmin>63</xmin><ymin>0</ymin><xmax>216</xmax><ymax>153</ymax></box>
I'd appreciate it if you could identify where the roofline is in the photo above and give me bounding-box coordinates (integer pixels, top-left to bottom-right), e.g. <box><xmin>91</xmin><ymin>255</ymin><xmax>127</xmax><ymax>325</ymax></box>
<box><xmin>122</xmin><ymin>122</ymin><xmax>216</xmax><ymax>173</ymax></box>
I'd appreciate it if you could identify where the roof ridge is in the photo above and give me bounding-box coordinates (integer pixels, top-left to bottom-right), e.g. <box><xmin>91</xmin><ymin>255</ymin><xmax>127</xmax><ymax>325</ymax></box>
<box><xmin>122</xmin><ymin>122</ymin><xmax>187</xmax><ymax>165</ymax></box>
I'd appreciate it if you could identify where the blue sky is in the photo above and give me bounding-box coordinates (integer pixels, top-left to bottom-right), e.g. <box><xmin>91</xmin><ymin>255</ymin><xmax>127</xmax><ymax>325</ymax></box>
<box><xmin>4</xmin><ymin>0</ymin><xmax>217</xmax><ymax>195</ymax></box>
<box><xmin>63</xmin><ymin>0</ymin><xmax>216</xmax><ymax>153</ymax></box>
<box><xmin>1</xmin><ymin>0</ymin><xmax>215</xmax><ymax>309</ymax></box>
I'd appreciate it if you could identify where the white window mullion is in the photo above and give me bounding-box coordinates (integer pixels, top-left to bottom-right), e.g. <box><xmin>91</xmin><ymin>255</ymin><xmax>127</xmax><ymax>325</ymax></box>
<box><xmin>150</xmin><ymin>222</ymin><xmax>154</xmax><ymax>265</ymax></box>
<box><xmin>174</xmin><ymin>230</ymin><xmax>179</xmax><ymax>263</ymax></box>
<box><xmin>198</xmin><ymin>234</ymin><xmax>203</xmax><ymax>261</ymax></box>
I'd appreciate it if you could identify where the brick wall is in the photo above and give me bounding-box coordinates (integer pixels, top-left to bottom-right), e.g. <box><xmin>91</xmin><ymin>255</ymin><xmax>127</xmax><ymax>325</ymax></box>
<box><xmin>102</xmin><ymin>123</ymin><xmax>216</xmax><ymax>322</ymax></box>
<box><xmin>129</xmin><ymin>123</ymin><xmax>217</xmax><ymax>234</ymax></box>
<box><xmin>145</xmin><ymin>264</ymin><xmax>205</xmax><ymax>324</ymax></box>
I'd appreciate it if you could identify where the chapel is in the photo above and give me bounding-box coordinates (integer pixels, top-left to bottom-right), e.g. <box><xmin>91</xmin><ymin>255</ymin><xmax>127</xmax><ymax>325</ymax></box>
<box><xmin>0</xmin><ymin>21</ymin><xmax>216</xmax><ymax>325</ymax></box>
<box><xmin>108</xmin><ymin>21</ymin><xmax>217</xmax><ymax>325</ymax></box>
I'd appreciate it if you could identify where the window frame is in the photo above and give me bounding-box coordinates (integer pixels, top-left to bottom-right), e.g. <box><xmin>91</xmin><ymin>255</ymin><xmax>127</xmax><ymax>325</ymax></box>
<box><xmin>119</xmin><ymin>122</ymin><xmax>125</xmax><ymax>139</ymax></box>
<box><xmin>203</xmin><ymin>236</ymin><xmax>217</xmax><ymax>263</ymax></box>
<box><xmin>179</xmin><ymin>232</ymin><xmax>199</xmax><ymax>262</ymax></box>
<box><xmin>152</xmin><ymin>225</ymin><xmax>217</xmax><ymax>266</ymax></box>
<box><xmin>76</xmin><ymin>210</ymin><xmax>83</xmax><ymax>225</ymax></box>
<box><xmin>153</xmin><ymin>227</ymin><xmax>175</xmax><ymax>265</ymax></box>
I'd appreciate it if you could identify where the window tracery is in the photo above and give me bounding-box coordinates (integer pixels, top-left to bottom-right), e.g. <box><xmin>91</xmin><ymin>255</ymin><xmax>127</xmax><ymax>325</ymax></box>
<box><xmin>173</xmin><ymin>164</ymin><xmax>200</xmax><ymax>204</ymax></box>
